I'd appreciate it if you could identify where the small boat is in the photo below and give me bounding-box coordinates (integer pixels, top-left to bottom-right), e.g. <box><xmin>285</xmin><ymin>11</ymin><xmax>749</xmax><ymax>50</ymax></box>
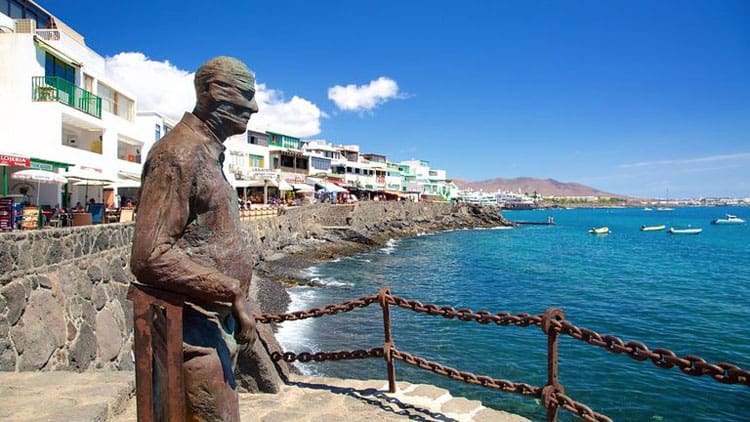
<box><xmin>643</xmin><ymin>207</ymin><xmax>653</xmax><ymax>211</ymax></box>
<box><xmin>656</xmin><ymin>207</ymin><xmax>674</xmax><ymax>211</ymax></box>
<box><xmin>711</xmin><ymin>214</ymin><xmax>745</xmax><ymax>225</ymax></box>
<box><xmin>589</xmin><ymin>226</ymin><xmax>610</xmax><ymax>235</ymax></box>
<box><xmin>669</xmin><ymin>227</ymin><xmax>702</xmax><ymax>235</ymax></box>
<box><xmin>641</xmin><ymin>224</ymin><xmax>666</xmax><ymax>232</ymax></box>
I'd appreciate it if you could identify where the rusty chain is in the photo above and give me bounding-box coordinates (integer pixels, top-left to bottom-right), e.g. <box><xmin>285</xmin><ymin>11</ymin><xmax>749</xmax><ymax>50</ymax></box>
<box><xmin>548</xmin><ymin>319</ymin><xmax>750</xmax><ymax>386</ymax></box>
<box><xmin>270</xmin><ymin>347</ymin><xmax>384</xmax><ymax>363</ymax></box>
<box><xmin>256</xmin><ymin>290</ymin><xmax>749</xmax><ymax>422</ymax></box>
<box><xmin>391</xmin><ymin>348</ymin><xmax>541</xmax><ymax>397</ymax></box>
<box><xmin>255</xmin><ymin>294</ymin><xmax>379</xmax><ymax>324</ymax></box>
<box><xmin>386</xmin><ymin>295</ymin><xmax>543</xmax><ymax>327</ymax></box>
<box><xmin>551</xmin><ymin>391</ymin><xmax>614</xmax><ymax>422</ymax></box>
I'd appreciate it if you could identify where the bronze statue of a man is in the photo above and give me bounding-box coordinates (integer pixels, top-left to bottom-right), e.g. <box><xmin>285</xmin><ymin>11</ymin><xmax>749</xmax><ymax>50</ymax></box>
<box><xmin>131</xmin><ymin>56</ymin><xmax>259</xmax><ymax>421</ymax></box>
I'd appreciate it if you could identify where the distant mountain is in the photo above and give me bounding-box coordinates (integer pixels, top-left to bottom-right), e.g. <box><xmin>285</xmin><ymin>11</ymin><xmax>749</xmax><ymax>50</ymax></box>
<box><xmin>452</xmin><ymin>177</ymin><xmax>621</xmax><ymax>198</ymax></box>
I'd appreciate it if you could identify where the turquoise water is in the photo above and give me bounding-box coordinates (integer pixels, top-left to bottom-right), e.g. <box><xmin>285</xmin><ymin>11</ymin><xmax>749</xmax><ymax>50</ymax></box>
<box><xmin>276</xmin><ymin>206</ymin><xmax>750</xmax><ymax>421</ymax></box>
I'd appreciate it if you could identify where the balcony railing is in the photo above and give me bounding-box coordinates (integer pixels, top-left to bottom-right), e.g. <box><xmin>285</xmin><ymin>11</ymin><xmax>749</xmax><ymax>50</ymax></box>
<box><xmin>32</xmin><ymin>76</ymin><xmax>102</xmax><ymax>118</ymax></box>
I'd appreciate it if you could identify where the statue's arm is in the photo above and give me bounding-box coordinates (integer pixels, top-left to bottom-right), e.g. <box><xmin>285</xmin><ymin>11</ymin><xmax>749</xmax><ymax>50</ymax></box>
<box><xmin>130</xmin><ymin>156</ymin><xmax>243</xmax><ymax>306</ymax></box>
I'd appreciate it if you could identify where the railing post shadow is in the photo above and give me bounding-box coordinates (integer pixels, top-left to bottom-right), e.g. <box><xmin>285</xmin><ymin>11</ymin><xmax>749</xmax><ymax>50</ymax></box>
<box><xmin>127</xmin><ymin>282</ymin><xmax>186</xmax><ymax>422</ymax></box>
<box><xmin>378</xmin><ymin>287</ymin><xmax>397</xmax><ymax>393</ymax></box>
<box><xmin>541</xmin><ymin>308</ymin><xmax>565</xmax><ymax>422</ymax></box>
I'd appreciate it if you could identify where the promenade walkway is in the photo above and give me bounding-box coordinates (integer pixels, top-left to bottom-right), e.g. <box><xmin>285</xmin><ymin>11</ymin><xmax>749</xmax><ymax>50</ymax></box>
<box><xmin>0</xmin><ymin>372</ymin><xmax>530</xmax><ymax>422</ymax></box>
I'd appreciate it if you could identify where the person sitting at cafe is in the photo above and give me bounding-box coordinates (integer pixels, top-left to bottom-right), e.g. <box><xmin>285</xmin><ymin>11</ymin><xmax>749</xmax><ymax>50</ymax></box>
<box><xmin>73</xmin><ymin>202</ymin><xmax>85</xmax><ymax>212</ymax></box>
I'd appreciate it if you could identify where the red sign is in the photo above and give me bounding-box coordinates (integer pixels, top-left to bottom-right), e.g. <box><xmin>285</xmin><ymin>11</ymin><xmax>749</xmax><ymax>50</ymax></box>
<box><xmin>0</xmin><ymin>154</ymin><xmax>30</xmax><ymax>167</ymax></box>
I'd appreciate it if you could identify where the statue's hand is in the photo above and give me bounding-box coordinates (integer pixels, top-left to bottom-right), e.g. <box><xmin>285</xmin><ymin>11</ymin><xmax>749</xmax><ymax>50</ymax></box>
<box><xmin>232</xmin><ymin>299</ymin><xmax>256</xmax><ymax>345</ymax></box>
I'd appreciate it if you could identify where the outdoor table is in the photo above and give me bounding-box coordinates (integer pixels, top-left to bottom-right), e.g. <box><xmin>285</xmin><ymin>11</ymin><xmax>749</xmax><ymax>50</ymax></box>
<box><xmin>71</xmin><ymin>212</ymin><xmax>92</xmax><ymax>226</ymax></box>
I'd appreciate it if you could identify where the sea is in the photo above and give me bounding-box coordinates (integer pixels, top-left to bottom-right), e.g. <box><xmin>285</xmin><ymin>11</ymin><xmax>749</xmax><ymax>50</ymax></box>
<box><xmin>275</xmin><ymin>206</ymin><xmax>750</xmax><ymax>422</ymax></box>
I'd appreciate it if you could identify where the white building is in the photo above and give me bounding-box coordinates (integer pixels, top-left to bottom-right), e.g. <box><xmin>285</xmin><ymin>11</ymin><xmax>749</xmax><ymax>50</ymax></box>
<box><xmin>0</xmin><ymin>1</ymin><xmax>146</xmax><ymax>208</ymax></box>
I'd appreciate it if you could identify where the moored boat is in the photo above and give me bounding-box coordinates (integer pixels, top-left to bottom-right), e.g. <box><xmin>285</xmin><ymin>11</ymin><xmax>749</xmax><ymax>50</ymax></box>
<box><xmin>668</xmin><ymin>227</ymin><xmax>702</xmax><ymax>235</ymax></box>
<box><xmin>640</xmin><ymin>224</ymin><xmax>666</xmax><ymax>232</ymax></box>
<box><xmin>589</xmin><ymin>226</ymin><xmax>610</xmax><ymax>235</ymax></box>
<box><xmin>711</xmin><ymin>214</ymin><xmax>745</xmax><ymax>225</ymax></box>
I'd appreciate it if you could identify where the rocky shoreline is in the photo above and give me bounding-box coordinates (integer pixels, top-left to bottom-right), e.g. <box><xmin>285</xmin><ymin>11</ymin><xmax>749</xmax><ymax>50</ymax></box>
<box><xmin>250</xmin><ymin>202</ymin><xmax>512</xmax><ymax>316</ymax></box>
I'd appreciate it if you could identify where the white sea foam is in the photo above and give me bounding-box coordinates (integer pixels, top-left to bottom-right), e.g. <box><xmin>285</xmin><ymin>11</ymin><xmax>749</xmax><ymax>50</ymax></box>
<box><xmin>318</xmin><ymin>277</ymin><xmax>353</xmax><ymax>287</ymax></box>
<box><xmin>304</xmin><ymin>265</ymin><xmax>322</xmax><ymax>276</ymax></box>
<box><xmin>379</xmin><ymin>238</ymin><xmax>400</xmax><ymax>254</ymax></box>
<box><xmin>274</xmin><ymin>287</ymin><xmax>319</xmax><ymax>375</ymax></box>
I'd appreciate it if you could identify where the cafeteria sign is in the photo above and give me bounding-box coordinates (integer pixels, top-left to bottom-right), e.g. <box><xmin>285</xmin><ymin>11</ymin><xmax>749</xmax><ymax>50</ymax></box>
<box><xmin>0</xmin><ymin>154</ymin><xmax>30</xmax><ymax>167</ymax></box>
<box><xmin>30</xmin><ymin>162</ymin><xmax>54</xmax><ymax>171</ymax></box>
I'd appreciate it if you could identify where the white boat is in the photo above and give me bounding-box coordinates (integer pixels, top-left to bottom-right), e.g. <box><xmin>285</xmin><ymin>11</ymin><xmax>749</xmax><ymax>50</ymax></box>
<box><xmin>711</xmin><ymin>214</ymin><xmax>745</xmax><ymax>225</ymax></box>
<box><xmin>656</xmin><ymin>207</ymin><xmax>674</xmax><ymax>212</ymax></box>
<box><xmin>641</xmin><ymin>224</ymin><xmax>666</xmax><ymax>232</ymax></box>
<box><xmin>589</xmin><ymin>226</ymin><xmax>610</xmax><ymax>235</ymax></box>
<box><xmin>643</xmin><ymin>207</ymin><xmax>653</xmax><ymax>211</ymax></box>
<box><xmin>669</xmin><ymin>227</ymin><xmax>702</xmax><ymax>235</ymax></box>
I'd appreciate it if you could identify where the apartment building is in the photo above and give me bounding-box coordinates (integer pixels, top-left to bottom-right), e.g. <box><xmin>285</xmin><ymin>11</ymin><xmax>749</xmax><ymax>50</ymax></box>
<box><xmin>0</xmin><ymin>0</ymin><xmax>146</xmax><ymax>207</ymax></box>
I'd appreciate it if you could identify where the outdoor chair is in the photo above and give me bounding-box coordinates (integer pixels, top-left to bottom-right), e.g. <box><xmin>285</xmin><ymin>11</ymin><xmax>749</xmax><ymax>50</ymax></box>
<box><xmin>87</xmin><ymin>203</ymin><xmax>105</xmax><ymax>224</ymax></box>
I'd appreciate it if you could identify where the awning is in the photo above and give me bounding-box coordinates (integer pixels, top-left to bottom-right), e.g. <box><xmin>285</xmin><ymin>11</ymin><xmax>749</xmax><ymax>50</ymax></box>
<box><xmin>233</xmin><ymin>179</ymin><xmax>266</xmax><ymax>188</ymax></box>
<box><xmin>117</xmin><ymin>171</ymin><xmax>141</xmax><ymax>181</ymax></box>
<box><xmin>315</xmin><ymin>181</ymin><xmax>347</xmax><ymax>193</ymax></box>
<box><xmin>34</xmin><ymin>38</ymin><xmax>82</xmax><ymax>66</ymax></box>
<box><xmin>63</xmin><ymin>167</ymin><xmax>115</xmax><ymax>183</ymax></box>
<box><xmin>291</xmin><ymin>183</ymin><xmax>314</xmax><ymax>192</ymax></box>
<box><xmin>279</xmin><ymin>180</ymin><xmax>293</xmax><ymax>191</ymax></box>
<box><xmin>105</xmin><ymin>179</ymin><xmax>141</xmax><ymax>189</ymax></box>
<box><xmin>31</xmin><ymin>157</ymin><xmax>74</xmax><ymax>170</ymax></box>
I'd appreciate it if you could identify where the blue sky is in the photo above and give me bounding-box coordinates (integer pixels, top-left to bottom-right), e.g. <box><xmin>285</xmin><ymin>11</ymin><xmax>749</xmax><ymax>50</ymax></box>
<box><xmin>42</xmin><ymin>0</ymin><xmax>749</xmax><ymax>198</ymax></box>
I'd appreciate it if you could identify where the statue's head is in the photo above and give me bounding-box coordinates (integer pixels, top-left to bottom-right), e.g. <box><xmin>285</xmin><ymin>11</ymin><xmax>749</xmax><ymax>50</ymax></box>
<box><xmin>193</xmin><ymin>56</ymin><xmax>258</xmax><ymax>138</ymax></box>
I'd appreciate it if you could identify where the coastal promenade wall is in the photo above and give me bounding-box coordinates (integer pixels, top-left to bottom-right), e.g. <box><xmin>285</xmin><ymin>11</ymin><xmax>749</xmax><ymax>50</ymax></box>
<box><xmin>0</xmin><ymin>201</ymin><xmax>507</xmax><ymax>373</ymax></box>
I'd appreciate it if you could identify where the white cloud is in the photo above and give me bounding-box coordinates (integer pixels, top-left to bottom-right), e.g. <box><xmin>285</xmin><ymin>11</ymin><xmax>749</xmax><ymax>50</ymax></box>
<box><xmin>104</xmin><ymin>52</ymin><xmax>194</xmax><ymax>122</ymax></box>
<box><xmin>250</xmin><ymin>84</ymin><xmax>326</xmax><ymax>137</ymax></box>
<box><xmin>103</xmin><ymin>52</ymin><xmax>324</xmax><ymax>137</ymax></box>
<box><xmin>328</xmin><ymin>77</ymin><xmax>403</xmax><ymax>112</ymax></box>
<box><xmin>619</xmin><ymin>152</ymin><xmax>750</xmax><ymax>168</ymax></box>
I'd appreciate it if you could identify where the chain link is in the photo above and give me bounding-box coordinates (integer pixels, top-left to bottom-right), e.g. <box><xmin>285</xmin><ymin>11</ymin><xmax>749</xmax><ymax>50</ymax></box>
<box><xmin>554</xmin><ymin>391</ymin><xmax>614</xmax><ymax>422</ymax></box>
<box><xmin>391</xmin><ymin>348</ymin><xmax>541</xmax><ymax>397</ymax></box>
<box><xmin>256</xmin><ymin>294</ymin><xmax>379</xmax><ymax>324</ymax></box>
<box><xmin>556</xmin><ymin>320</ymin><xmax>750</xmax><ymax>385</ymax></box>
<box><xmin>387</xmin><ymin>295</ymin><xmax>544</xmax><ymax>327</ymax></box>
<box><xmin>270</xmin><ymin>347</ymin><xmax>384</xmax><ymax>363</ymax></box>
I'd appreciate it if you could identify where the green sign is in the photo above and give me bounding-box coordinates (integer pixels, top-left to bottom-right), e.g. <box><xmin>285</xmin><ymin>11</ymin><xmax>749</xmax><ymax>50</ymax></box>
<box><xmin>30</xmin><ymin>162</ymin><xmax>54</xmax><ymax>171</ymax></box>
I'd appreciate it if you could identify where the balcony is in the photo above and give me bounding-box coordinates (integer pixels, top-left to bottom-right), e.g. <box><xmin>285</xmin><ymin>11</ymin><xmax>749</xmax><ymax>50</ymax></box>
<box><xmin>32</xmin><ymin>76</ymin><xmax>102</xmax><ymax>119</ymax></box>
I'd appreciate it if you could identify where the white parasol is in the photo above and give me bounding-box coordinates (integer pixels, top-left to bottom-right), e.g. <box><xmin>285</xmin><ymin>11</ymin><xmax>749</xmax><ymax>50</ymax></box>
<box><xmin>64</xmin><ymin>168</ymin><xmax>115</xmax><ymax>202</ymax></box>
<box><xmin>11</xmin><ymin>169</ymin><xmax>68</xmax><ymax>205</ymax></box>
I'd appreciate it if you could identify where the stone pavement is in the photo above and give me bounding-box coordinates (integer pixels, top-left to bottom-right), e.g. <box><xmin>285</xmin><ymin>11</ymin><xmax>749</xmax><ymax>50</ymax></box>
<box><xmin>0</xmin><ymin>371</ymin><xmax>532</xmax><ymax>422</ymax></box>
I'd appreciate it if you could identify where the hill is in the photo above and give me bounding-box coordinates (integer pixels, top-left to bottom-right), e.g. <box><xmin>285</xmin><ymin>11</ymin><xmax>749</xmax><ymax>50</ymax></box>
<box><xmin>452</xmin><ymin>177</ymin><xmax>621</xmax><ymax>198</ymax></box>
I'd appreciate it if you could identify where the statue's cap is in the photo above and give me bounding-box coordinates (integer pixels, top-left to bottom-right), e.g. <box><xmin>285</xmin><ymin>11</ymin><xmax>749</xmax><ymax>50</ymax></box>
<box><xmin>195</xmin><ymin>56</ymin><xmax>255</xmax><ymax>91</ymax></box>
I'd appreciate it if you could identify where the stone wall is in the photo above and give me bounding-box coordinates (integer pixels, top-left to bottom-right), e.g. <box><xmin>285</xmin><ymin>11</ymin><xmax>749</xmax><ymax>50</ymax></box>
<box><xmin>0</xmin><ymin>202</ymin><xmax>505</xmax><ymax>373</ymax></box>
<box><xmin>0</xmin><ymin>224</ymin><xmax>135</xmax><ymax>372</ymax></box>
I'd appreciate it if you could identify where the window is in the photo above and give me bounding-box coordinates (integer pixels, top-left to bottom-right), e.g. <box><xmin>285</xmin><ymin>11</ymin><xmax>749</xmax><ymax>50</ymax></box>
<box><xmin>280</xmin><ymin>155</ymin><xmax>295</xmax><ymax>168</ymax></box>
<box><xmin>3</xmin><ymin>0</ymin><xmax>50</xmax><ymax>27</ymax></box>
<box><xmin>164</xmin><ymin>125</ymin><xmax>172</xmax><ymax>134</ymax></box>
<box><xmin>154</xmin><ymin>124</ymin><xmax>161</xmax><ymax>141</ymax></box>
<box><xmin>45</xmin><ymin>53</ymin><xmax>74</xmax><ymax>84</ymax></box>
<box><xmin>311</xmin><ymin>157</ymin><xmax>330</xmax><ymax>170</ymax></box>
<box><xmin>98</xmin><ymin>83</ymin><xmax>133</xmax><ymax>120</ymax></box>
<box><xmin>248</xmin><ymin>154</ymin><xmax>264</xmax><ymax>168</ymax></box>
<box><xmin>296</xmin><ymin>158</ymin><xmax>308</xmax><ymax>170</ymax></box>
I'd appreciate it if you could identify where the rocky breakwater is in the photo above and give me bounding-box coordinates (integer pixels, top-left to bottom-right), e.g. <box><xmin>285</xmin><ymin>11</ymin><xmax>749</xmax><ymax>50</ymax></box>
<box><xmin>252</xmin><ymin>201</ymin><xmax>511</xmax><ymax>303</ymax></box>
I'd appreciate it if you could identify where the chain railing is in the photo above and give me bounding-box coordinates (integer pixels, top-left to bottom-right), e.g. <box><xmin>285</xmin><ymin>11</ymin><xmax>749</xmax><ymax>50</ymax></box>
<box><xmin>255</xmin><ymin>287</ymin><xmax>749</xmax><ymax>422</ymax></box>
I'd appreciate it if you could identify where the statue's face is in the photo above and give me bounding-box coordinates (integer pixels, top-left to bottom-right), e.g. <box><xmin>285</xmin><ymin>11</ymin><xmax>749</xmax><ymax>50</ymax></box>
<box><xmin>208</xmin><ymin>76</ymin><xmax>258</xmax><ymax>136</ymax></box>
